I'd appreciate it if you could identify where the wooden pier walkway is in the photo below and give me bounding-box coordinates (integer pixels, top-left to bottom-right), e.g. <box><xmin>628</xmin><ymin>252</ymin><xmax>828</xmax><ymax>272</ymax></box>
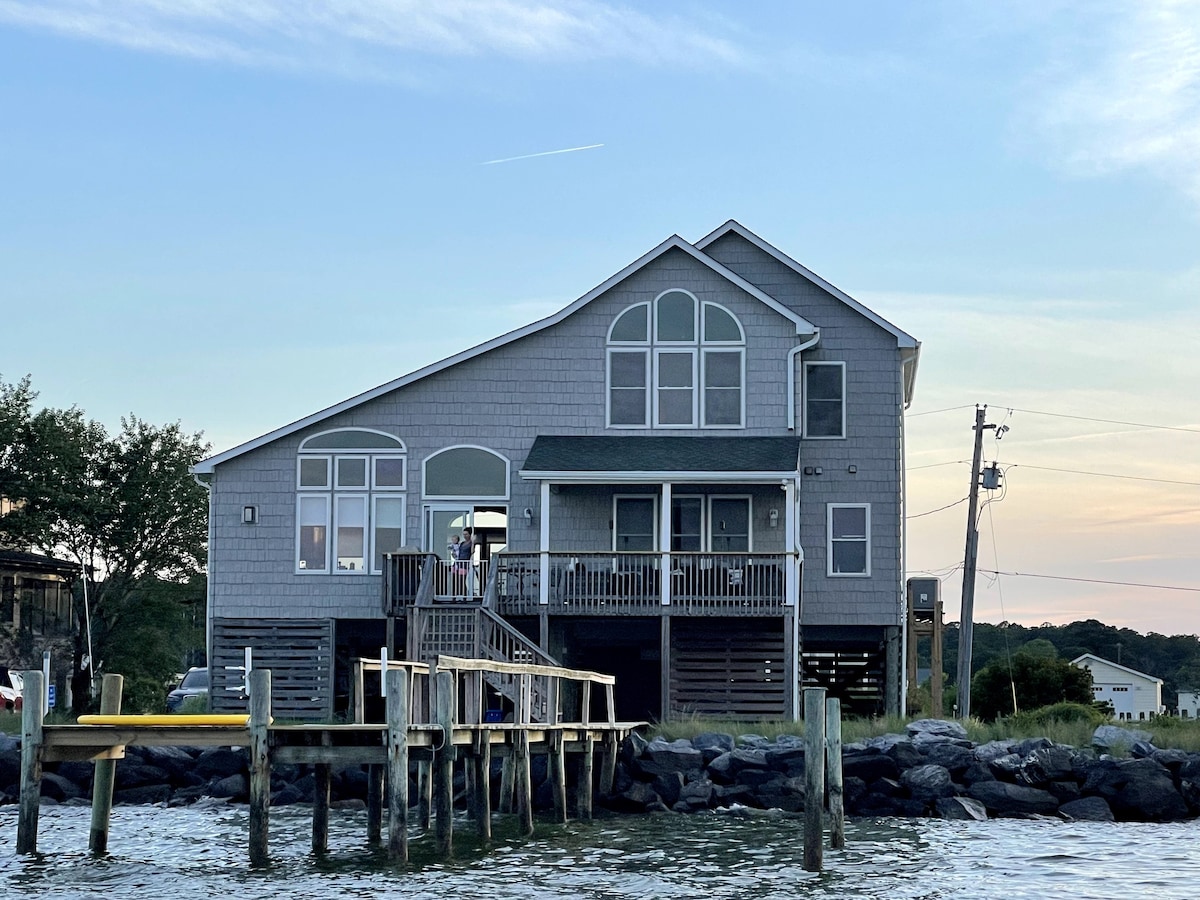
<box><xmin>16</xmin><ymin>656</ymin><xmax>644</xmax><ymax>864</ymax></box>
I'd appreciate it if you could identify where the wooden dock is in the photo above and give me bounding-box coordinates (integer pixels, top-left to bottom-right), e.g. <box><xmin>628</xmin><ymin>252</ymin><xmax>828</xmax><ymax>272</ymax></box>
<box><xmin>16</xmin><ymin>656</ymin><xmax>644</xmax><ymax>864</ymax></box>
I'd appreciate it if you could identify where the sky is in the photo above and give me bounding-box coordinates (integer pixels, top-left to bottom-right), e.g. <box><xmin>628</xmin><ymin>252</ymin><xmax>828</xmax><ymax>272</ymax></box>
<box><xmin>2</xmin><ymin>1</ymin><xmax>1199</xmax><ymax>637</ymax></box>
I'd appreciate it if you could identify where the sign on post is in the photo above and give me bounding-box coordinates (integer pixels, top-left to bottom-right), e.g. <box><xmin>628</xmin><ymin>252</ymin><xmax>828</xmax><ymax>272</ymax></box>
<box><xmin>47</xmin><ymin>685</ymin><xmax>56</xmax><ymax>709</ymax></box>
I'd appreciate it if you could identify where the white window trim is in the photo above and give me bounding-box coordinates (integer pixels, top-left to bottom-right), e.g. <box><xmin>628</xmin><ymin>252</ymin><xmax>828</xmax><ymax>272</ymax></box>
<box><xmin>299</xmin><ymin>427</ymin><xmax>406</xmax><ymax>452</ymax></box>
<box><xmin>827</xmin><ymin>502</ymin><xmax>871</xmax><ymax>577</ymax></box>
<box><xmin>295</xmin><ymin>494</ymin><xmax>331</xmax><ymax>575</ymax></box>
<box><xmin>653</xmin><ymin>348</ymin><xmax>697</xmax><ymax>428</ymax></box>
<box><xmin>700</xmin><ymin>348</ymin><xmax>745</xmax><ymax>429</ymax></box>
<box><xmin>606</xmin><ymin>347</ymin><xmax>651</xmax><ymax>429</ymax></box>
<box><xmin>297</xmin><ymin>456</ymin><xmax>332</xmax><ymax>490</ymax></box>
<box><xmin>370</xmin><ymin>494</ymin><xmax>407</xmax><ymax>575</ymax></box>
<box><xmin>421</xmin><ymin>444</ymin><xmax>512</xmax><ymax>501</ymax></box>
<box><xmin>708</xmin><ymin>495</ymin><xmax>754</xmax><ymax>552</ymax></box>
<box><xmin>613</xmin><ymin>494</ymin><xmax>658</xmax><ymax>552</ymax></box>
<box><xmin>804</xmin><ymin>361</ymin><xmax>847</xmax><ymax>440</ymax></box>
<box><xmin>371</xmin><ymin>454</ymin><xmax>408</xmax><ymax>491</ymax></box>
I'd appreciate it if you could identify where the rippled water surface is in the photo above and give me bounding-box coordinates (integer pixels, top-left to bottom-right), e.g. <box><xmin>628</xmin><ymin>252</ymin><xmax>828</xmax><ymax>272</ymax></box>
<box><xmin>3</xmin><ymin>805</ymin><xmax>1197</xmax><ymax>899</ymax></box>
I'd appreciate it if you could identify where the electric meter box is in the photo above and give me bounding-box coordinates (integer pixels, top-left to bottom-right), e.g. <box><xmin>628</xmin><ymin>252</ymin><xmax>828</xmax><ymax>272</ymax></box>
<box><xmin>907</xmin><ymin>577</ymin><xmax>939</xmax><ymax>612</ymax></box>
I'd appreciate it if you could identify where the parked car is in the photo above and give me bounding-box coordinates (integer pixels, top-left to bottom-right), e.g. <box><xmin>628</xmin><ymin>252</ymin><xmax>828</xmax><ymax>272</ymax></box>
<box><xmin>166</xmin><ymin>667</ymin><xmax>209</xmax><ymax>712</ymax></box>
<box><xmin>0</xmin><ymin>669</ymin><xmax>22</xmax><ymax>711</ymax></box>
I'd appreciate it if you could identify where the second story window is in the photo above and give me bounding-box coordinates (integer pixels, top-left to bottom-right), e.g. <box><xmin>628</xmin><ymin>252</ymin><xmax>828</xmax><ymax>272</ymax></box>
<box><xmin>804</xmin><ymin>361</ymin><xmax>846</xmax><ymax>438</ymax></box>
<box><xmin>607</xmin><ymin>290</ymin><xmax>745</xmax><ymax>429</ymax></box>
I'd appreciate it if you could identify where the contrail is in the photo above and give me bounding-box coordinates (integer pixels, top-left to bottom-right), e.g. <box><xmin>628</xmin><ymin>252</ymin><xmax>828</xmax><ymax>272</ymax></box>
<box><xmin>482</xmin><ymin>143</ymin><xmax>604</xmax><ymax>165</ymax></box>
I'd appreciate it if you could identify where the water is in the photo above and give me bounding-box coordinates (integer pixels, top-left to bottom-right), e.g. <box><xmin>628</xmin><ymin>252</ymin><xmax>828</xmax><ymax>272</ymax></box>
<box><xmin>3</xmin><ymin>804</ymin><xmax>1197</xmax><ymax>899</ymax></box>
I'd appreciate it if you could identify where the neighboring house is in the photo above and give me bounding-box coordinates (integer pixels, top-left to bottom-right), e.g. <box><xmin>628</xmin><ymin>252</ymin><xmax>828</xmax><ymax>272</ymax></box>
<box><xmin>0</xmin><ymin>549</ymin><xmax>77</xmax><ymax>640</ymax></box>
<box><xmin>1178</xmin><ymin>688</ymin><xmax>1200</xmax><ymax>719</ymax></box>
<box><xmin>1072</xmin><ymin>653</ymin><xmax>1164</xmax><ymax>720</ymax></box>
<box><xmin>192</xmin><ymin>221</ymin><xmax>920</xmax><ymax>722</ymax></box>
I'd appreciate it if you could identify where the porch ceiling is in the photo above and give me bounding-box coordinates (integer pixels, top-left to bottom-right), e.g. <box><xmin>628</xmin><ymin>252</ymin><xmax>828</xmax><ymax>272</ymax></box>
<box><xmin>519</xmin><ymin>435</ymin><xmax>800</xmax><ymax>483</ymax></box>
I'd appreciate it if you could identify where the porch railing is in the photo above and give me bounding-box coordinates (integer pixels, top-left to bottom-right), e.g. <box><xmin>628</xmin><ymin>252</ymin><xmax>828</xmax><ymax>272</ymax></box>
<box><xmin>493</xmin><ymin>551</ymin><xmax>792</xmax><ymax>616</ymax></box>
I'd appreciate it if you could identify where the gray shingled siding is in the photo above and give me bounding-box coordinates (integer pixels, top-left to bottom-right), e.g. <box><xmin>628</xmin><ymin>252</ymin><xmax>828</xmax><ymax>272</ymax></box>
<box><xmin>208</xmin><ymin>239</ymin><xmax>905</xmax><ymax>633</ymax></box>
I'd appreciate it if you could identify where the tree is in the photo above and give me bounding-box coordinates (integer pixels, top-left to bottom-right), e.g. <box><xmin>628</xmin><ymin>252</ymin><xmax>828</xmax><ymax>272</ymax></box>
<box><xmin>0</xmin><ymin>375</ymin><xmax>210</xmax><ymax>711</ymax></box>
<box><xmin>971</xmin><ymin>651</ymin><xmax>1094</xmax><ymax>720</ymax></box>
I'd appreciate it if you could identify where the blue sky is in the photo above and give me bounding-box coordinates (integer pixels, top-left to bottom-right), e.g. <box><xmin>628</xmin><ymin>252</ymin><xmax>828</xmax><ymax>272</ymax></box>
<box><xmin>3</xmin><ymin>1</ymin><xmax>1199</xmax><ymax>636</ymax></box>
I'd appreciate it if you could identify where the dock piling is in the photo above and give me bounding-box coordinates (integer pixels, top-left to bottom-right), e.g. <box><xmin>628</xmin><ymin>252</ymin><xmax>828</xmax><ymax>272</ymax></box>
<box><xmin>802</xmin><ymin>687</ymin><xmax>827</xmax><ymax>873</ymax></box>
<box><xmin>16</xmin><ymin>669</ymin><xmax>44</xmax><ymax>855</ymax></box>
<box><xmin>248</xmin><ymin>668</ymin><xmax>272</xmax><ymax>867</ymax></box>
<box><xmin>385</xmin><ymin>667</ymin><xmax>410</xmax><ymax>861</ymax></box>
<box><xmin>433</xmin><ymin>669</ymin><xmax>455</xmax><ymax>855</ymax></box>
<box><xmin>89</xmin><ymin>673</ymin><xmax>124</xmax><ymax>854</ymax></box>
<box><xmin>826</xmin><ymin>697</ymin><xmax>845</xmax><ymax>850</ymax></box>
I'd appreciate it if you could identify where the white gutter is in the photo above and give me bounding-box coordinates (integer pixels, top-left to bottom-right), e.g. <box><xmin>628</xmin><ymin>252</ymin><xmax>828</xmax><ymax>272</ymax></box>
<box><xmin>786</xmin><ymin>330</ymin><xmax>822</xmax><ymax>431</ymax></box>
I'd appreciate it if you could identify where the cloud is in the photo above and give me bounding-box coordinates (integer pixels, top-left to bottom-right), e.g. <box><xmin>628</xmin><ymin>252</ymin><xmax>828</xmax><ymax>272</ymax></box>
<box><xmin>0</xmin><ymin>0</ymin><xmax>745</xmax><ymax>76</ymax></box>
<box><xmin>1027</xmin><ymin>0</ymin><xmax>1200</xmax><ymax>204</ymax></box>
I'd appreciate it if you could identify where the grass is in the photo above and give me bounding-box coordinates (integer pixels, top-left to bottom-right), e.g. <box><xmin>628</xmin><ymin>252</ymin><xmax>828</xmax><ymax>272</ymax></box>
<box><xmin>649</xmin><ymin>707</ymin><xmax>1200</xmax><ymax>755</ymax></box>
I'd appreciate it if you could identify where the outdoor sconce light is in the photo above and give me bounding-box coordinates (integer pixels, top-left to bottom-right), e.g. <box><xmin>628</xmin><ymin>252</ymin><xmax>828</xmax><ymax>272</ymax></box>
<box><xmin>768</xmin><ymin>508</ymin><xmax>779</xmax><ymax>528</ymax></box>
<box><xmin>242</xmin><ymin>505</ymin><xmax>258</xmax><ymax>525</ymax></box>
<box><xmin>524</xmin><ymin>507</ymin><xmax>534</xmax><ymax>525</ymax></box>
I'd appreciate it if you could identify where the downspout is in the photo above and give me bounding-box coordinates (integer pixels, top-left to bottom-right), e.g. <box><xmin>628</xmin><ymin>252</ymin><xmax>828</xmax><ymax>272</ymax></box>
<box><xmin>787</xmin><ymin>330</ymin><xmax>822</xmax><ymax>431</ymax></box>
<box><xmin>192</xmin><ymin>472</ymin><xmax>214</xmax><ymax>676</ymax></box>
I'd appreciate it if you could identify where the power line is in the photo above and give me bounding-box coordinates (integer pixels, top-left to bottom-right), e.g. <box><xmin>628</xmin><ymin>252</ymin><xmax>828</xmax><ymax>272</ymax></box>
<box><xmin>906</xmin><ymin>497</ymin><xmax>969</xmax><ymax>519</ymax></box>
<box><xmin>1008</xmin><ymin>463</ymin><xmax>1200</xmax><ymax>488</ymax></box>
<box><xmin>979</xmin><ymin>568</ymin><xmax>1200</xmax><ymax>593</ymax></box>
<box><xmin>908</xmin><ymin>460</ymin><xmax>969</xmax><ymax>471</ymax></box>
<box><xmin>908</xmin><ymin>405</ymin><xmax>976</xmax><ymax>417</ymax></box>
<box><xmin>1000</xmin><ymin>407</ymin><xmax>1200</xmax><ymax>435</ymax></box>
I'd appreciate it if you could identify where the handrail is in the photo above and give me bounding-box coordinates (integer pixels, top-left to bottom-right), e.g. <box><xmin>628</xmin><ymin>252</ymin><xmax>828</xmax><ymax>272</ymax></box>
<box><xmin>414</xmin><ymin>553</ymin><xmax>438</xmax><ymax>606</ymax></box>
<box><xmin>436</xmin><ymin>655</ymin><xmax>614</xmax><ymax>684</ymax></box>
<box><xmin>482</xmin><ymin>561</ymin><xmax>500</xmax><ymax>609</ymax></box>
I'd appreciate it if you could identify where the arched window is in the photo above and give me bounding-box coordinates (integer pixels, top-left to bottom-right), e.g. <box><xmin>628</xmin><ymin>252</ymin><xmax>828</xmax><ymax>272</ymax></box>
<box><xmin>422</xmin><ymin>446</ymin><xmax>510</xmax><ymax>500</ymax></box>
<box><xmin>295</xmin><ymin>429</ymin><xmax>406</xmax><ymax>576</ymax></box>
<box><xmin>607</xmin><ymin>291</ymin><xmax>745</xmax><ymax>428</ymax></box>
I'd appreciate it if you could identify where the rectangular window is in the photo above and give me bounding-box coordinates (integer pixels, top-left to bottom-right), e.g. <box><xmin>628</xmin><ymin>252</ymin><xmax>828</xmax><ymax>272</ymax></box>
<box><xmin>702</xmin><ymin>349</ymin><xmax>743</xmax><ymax>427</ymax></box>
<box><xmin>609</xmin><ymin>350</ymin><xmax>649</xmax><ymax>426</ymax></box>
<box><xmin>298</xmin><ymin>456</ymin><xmax>331</xmax><ymax>489</ymax></box>
<box><xmin>655</xmin><ymin>350</ymin><xmax>695</xmax><ymax>426</ymax></box>
<box><xmin>373</xmin><ymin>456</ymin><xmax>406</xmax><ymax>490</ymax></box>
<box><xmin>335</xmin><ymin>495</ymin><xmax>367</xmax><ymax>572</ymax></box>
<box><xmin>828</xmin><ymin>503</ymin><xmax>870</xmax><ymax>576</ymax></box>
<box><xmin>614</xmin><ymin>496</ymin><xmax>656</xmax><ymax>552</ymax></box>
<box><xmin>297</xmin><ymin>495</ymin><xmax>330</xmax><ymax>572</ymax></box>
<box><xmin>805</xmin><ymin>362</ymin><xmax>846</xmax><ymax>438</ymax></box>
<box><xmin>372</xmin><ymin>496</ymin><xmax>406</xmax><ymax>574</ymax></box>
<box><xmin>336</xmin><ymin>456</ymin><xmax>369</xmax><ymax>489</ymax></box>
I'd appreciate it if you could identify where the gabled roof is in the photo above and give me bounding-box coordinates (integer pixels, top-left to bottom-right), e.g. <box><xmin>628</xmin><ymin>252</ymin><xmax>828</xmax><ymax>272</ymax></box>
<box><xmin>193</xmin><ymin>232</ymin><xmax>817</xmax><ymax>474</ymax></box>
<box><xmin>1071</xmin><ymin>653</ymin><xmax>1163</xmax><ymax>684</ymax></box>
<box><xmin>520</xmin><ymin>435</ymin><xmax>800</xmax><ymax>482</ymax></box>
<box><xmin>695</xmin><ymin>220</ymin><xmax>920</xmax><ymax>350</ymax></box>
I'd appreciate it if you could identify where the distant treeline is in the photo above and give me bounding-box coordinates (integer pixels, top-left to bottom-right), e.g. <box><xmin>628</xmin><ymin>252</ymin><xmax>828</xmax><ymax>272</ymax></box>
<box><xmin>929</xmin><ymin>619</ymin><xmax>1200</xmax><ymax>707</ymax></box>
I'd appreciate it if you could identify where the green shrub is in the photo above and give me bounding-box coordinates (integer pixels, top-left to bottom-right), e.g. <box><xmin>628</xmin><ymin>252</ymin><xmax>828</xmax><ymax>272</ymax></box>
<box><xmin>1010</xmin><ymin>702</ymin><xmax>1108</xmax><ymax>728</ymax></box>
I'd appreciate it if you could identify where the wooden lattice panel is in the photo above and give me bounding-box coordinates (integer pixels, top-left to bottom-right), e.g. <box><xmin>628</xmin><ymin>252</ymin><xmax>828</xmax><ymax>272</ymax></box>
<box><xmin>669</xmin><ymin>618</ymin><xmax>788</xmax><ymax>719</ymax></box>
<box><xmin>211</xmin><ymin>618</ymin><xmax>334</xmax><ymax>720</ymax></box>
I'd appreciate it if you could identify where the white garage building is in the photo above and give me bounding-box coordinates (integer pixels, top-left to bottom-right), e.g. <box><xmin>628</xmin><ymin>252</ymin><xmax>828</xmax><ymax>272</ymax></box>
<box><xmin>1072</xmin><ymin>653</ymin><xmax>1163</xmax><ymax>720</ymax></box>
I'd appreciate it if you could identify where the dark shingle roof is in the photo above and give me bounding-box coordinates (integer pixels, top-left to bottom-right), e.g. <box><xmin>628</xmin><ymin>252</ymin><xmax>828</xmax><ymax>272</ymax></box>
<box><xmin>521</xmin><ymin>436</ymin><xmax>800</xmax><ymax>474</ymax></box>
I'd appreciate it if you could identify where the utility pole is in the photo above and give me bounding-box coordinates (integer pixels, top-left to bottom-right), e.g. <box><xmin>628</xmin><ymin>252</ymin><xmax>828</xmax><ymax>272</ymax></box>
<box><xmin>956</xmin><ymin>405</ymin><xmax>996</xmax><ymax>719</ymax></box>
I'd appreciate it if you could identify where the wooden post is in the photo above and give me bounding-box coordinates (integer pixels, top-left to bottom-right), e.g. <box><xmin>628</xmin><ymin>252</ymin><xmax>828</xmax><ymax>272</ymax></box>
<box><xmin>385</xmin><ymin>667</ymin><xmax>410</xmax><ymax>861</ymax></box>
<box><xmin>577</xmin><ymin>733</ymin><xmax>595</xmax><ymax>820</ymax></box>
<box><xmin>803</xmin><ymin>687</ymin><xmax>826</xmax><ymax>872</ymax></box>
<box><xmin>312</xmin><ymin>734</ymin><xmax>331</xmax><ymax>853</ymax></box>
<box><xmin>367</xmin><ymin>764</ymin><xmax>384</xmax><ymax>846</ymax></box>
<box><xmin>599</xmin><ymin>731</ymin><xmax>618</xmax><ymax>796</ymax></box>
<box><xmin>351</xmin><ymin>657</ymin><xmax>365</xmax><ymax>724</ymax></box>
<box><xmin>417</xmin><ymin>760</ymin><xmax>433</xmax><ymax>829</ymax></box>
<box><xmin>89</xmin><ymin>673</ymin><xmax>123</xmax><ymax>853</ymax></box>
<box><xmin>498</xmin><ymin>753</ymin><xmax>515</xmax><ymax>813</ymax></box>
<box><xmin>433</xmin><ymin>669</ymin><xmax>455</xmax><ymax>855</ymax></box>
<box><xmin>473</xmin><ymin>731</ymin><xmax>492</xmax><ymax>841</ymax></box>
<box><xmin>248</xmin><ymin>668</ymin><xmax>272</xmax><ymax>867</ymax></box>
<box><xmin>16</xmin><ymin>669</ymin><xmax>44</xmax><ymax>855</ymax></box>
<box><xmin>514</xmin><ymin>730</ymin><xmax>533</xmax><ymax>836</ymax></box>
<box><xmin>825</xmin><ymin>697</ymin><xmax>845</xmax><ymax>850</ymax></box>
<box><xmin>548</xmin><ymin>730</ymin><xmax>567</xmax><ymax>824</ymax></box>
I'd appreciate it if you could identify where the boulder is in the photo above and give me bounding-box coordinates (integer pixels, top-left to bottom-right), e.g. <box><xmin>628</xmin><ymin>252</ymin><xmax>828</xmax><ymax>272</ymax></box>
<box><xmin>936</xmin><ymin>796</ymin><xmax>988</xmax><ymax>821</ymax></box>
<box><xmin>1018</xmin><ymin>747</ymin><xmax>1078</xmax><ymax>786</ymax></box>
<box><xmin>635</xmin><ymin>739</ymin><xmax>704</xmax><ymax>779</ymax></box>
<box><xmin>966</xmin><ymin>781</ymin><xmax>1059</xmax><ymax>817</ymax></box>
<box><xmin>764</xmin><ymin>744</ymin><xmax>806</xmax><ymax>778</ymax></box>
<box><xmin>708</xmin><ymin>748</ymin><xmax>769</xmax><ymax>784</ymax></box>
<box><xmin>40</xmin><ymin>771</ymin><xmax>82</xmax><ymax>802</ymax></box>
<box><xmin>906</xmin><ymin>718</ymin><xmax>969</xmax><ymax>742</ymax></box>
<box><xmin>919</xmin><ymin>742</ymin><xmax>974</xmax><ymax>777</ymax></box>
<box><xmin>619</xmin><ymin>732</ymin><xmax>649</xmax><ymax>767</ymax></box>
<box><xmin>209</xmin><ymin>773</ymin><xmax>248</xmax><ymax>801</ymax></box>
<box><xmin>677</xmin><ymin>777</ymin><xmax>714</xmax><ymax>810</ymax></box>
<box><xmin>886</xmin><ymin>741</ymin><xmax>924</xmax><ymax>771</ymax></box>
<box><xmin>651</xmin><ymin>771</ymin><xmax>684</xmax><ymax>807</ymax></box>
<box><xmin>751</xmin><ymin>775</ymin><xmax>805</xmax><ymax>812</ymax></box>
<box><xmin>194</xmin><ymin>748</ymin><xmax>247</xmax><ymax>780</ymax></box>
<box><xmin>842</xmin><ymin>750</ymin><xmax>899</xmax><ymax>783</ymax></box>
<box><xmin>1092</xmin><ymin>725</ymin><xmax>1152</xmax><ymax>755</ymax></box>
<box><xmin>115</xmin><ymin>784</ymin><xmax>172</xmax><ymax>805</ymax></box>
<box><xmin>974</xmin><ymin>740</ymin><xmax>1019</xmax><ymax>763</ymax></box>
<box><xmin>142</xmin><ymin>745</ymin><xmax>200</xmax><ymax>782</ymax></box>
<box><xmin>901</xmin><ymin>764</ymin><xmax>956</xmax><ymax>802</ymax></box>
<box><xmin>115</xmin><ymin>763</ymin><xmax>171</xmax><ymax>790</ymax></box>
<box><xmin>1058</xmin><ymin>796</ymin><xmax>1115</xmax><ymax>822</ymax></box>
<box><xmin>692</xmin><ymin>732</ymin><xmax>735</xmax><ymax>763</ymax></box>
<box><xmin>1080</xmin><ymin>757</ymin><xmax>1189</xmax><ymax>822</ymax></box>
<box><xmin>604</xmin><ymin>780</ymin><xmax>660</xmax><ymax>813</ymax></box>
